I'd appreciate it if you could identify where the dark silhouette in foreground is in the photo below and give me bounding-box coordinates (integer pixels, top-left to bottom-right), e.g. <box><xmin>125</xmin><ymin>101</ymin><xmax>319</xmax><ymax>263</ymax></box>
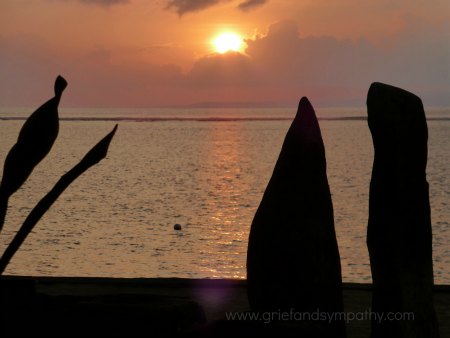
<box><xmin>1</xmin><ymin>79</ymin><xmax>444</xmax><ymax>337</ymax></box>
<box><xmin>246</xmin><ymin>97</ymin><xmax>345</xmax><ymax>337</ymax></box>
<box><xmin>0</xmin><ymin>76</ymin><xmax>117</xmax><ymax>275</ymax></box>
<box><xmin>367</xmin><ymin>82</ymin><xmax>439</xmax><ymax>338</ymax></box>
<box><xmin>0</xmin><ymin>125</ymin><xmax>117</xmax><ymax>274</ymax></box>
<box><xmin>0</xmin><ymin>76</ymin><xmax>67</xmax><ymax>233</ymax></box>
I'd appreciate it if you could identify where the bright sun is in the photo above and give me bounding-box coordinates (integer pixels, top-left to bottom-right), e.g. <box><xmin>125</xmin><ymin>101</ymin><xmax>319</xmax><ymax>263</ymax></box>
<box><xmin>213</xmin><ymin>32</ymin><xmax>243</xmax><ymax>54</ymax></box>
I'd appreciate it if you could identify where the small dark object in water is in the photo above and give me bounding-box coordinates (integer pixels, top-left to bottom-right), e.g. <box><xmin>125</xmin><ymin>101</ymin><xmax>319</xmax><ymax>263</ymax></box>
<box><xmin>174</xmin><ymin>224</ymin><xmax>182</xmax><ymax>230</ymax></box>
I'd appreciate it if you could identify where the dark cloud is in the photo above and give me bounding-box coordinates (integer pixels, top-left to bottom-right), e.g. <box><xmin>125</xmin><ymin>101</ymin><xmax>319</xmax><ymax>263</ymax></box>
<box><xmin>165</xmin><ymin>0</ymin><xmax>225</xmax><ymax>16</ymax></box>
<box><xmin>237</xmin><ymin>0</ymin><xmax>267</xmax><ymax>12</ymax></box>
<box><xmin>79</xmin><ymin>0</ymin><xmax>129</xmax><ymax>6</ymax></box>
<box><xmin>165</xmin><ymin>0</ymin><xmax>268</xmax><ymax>16</ymax></box>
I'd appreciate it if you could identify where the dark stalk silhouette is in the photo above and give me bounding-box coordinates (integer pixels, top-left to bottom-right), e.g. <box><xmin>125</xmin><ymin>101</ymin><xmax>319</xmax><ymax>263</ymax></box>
<box><xmin>0</xmin><ymin>125</ymin><xmax>117</xmax><ymax>275</ymax></box>
<box><xmin>0</xmin><ymin>76</ymin><xmax>67</xmax><ymax>233</ymax></box>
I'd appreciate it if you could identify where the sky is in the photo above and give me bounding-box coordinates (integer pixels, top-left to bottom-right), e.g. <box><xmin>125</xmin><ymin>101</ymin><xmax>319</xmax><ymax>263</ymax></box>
<box><xmin>0</xmin><ymin>0</ymin><xmax>449</xmax><ymax>107</ymax></box>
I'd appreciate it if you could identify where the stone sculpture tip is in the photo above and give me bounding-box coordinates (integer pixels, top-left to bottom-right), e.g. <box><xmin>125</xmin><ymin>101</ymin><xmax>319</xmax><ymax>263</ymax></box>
<box><xmin>367</xmin><ymin>82</ymin><xmax>424</xmax><ymax>121</ymax></box>
<box><xmin>299</xmin><ymin>96</ymin><xmax>312</xmax><ymax>108</ymax></box>
<box><xmin>367</xmin><ymin>82</ymin><xmax>427</xmax><ymax>152</ymax></box>
<box><xmin>295</xmin><ymin>97</ymin><xmax>314</xmax><ymax>119</ymax></box>
<box><xmin>291</xmin><ymin>96</ymin><xmax>321</xmax><ymax>143</ymax></box>
<box><xmin>368</xmin><ymin>82</ymin><xmax>420</xmax><ymax>100</ymax></box>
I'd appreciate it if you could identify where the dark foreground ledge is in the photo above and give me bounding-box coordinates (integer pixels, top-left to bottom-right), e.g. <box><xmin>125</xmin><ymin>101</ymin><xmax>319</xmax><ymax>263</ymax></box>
<box><xmin>1</xmin><ymin>276</ymin><xmax>449</xmax><ymax>337</ymax></box>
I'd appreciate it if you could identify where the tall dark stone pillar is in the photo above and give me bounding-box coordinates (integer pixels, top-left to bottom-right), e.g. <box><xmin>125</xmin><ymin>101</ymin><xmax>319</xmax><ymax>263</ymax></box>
<box><xmin>247</xmin><ymin>97</ymin><xmax>345</xmax><ymax>337</ymax></box>
<box><xmin>367</xmin><ymin>82</ymin><xmax>439</xmax><ymax>338</ymax></box>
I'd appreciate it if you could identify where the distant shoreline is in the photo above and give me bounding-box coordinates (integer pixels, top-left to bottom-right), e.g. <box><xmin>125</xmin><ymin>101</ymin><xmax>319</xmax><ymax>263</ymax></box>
<box><xmin>1</xmin><ymin>116</ymin><xmax>449</xmax><ymax>122</ymax></box>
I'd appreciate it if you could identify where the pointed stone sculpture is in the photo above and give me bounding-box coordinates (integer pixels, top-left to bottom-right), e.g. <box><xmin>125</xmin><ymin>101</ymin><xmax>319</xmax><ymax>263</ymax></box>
<box><xmin>247</xmin><ymin>97</ymin><xmax>345</xmax><ymax>337</ymax></box>
<box><xmin>367</xmin><ymin>83</ymin><xmax>439</xmax><ymax>338</ymax></box>
<box><xmin>0</xmin><ymin>76</ymin><xmax>67</xmax><ymax>232</ymax></box>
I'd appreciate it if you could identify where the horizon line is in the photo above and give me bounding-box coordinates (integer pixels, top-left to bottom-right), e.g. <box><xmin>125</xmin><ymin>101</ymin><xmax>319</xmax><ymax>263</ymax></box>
<box><xmin>2</xmin><ymin>104</ymin><xmax>450</xmax><ymax>110</ymax></box>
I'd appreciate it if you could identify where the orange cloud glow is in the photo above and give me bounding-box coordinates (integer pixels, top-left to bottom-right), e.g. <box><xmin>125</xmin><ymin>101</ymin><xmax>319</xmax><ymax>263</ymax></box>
<box><xmin>0</xmin><ymin>1</ymin><xmax>448</xmax><ymax>107</ymax></box>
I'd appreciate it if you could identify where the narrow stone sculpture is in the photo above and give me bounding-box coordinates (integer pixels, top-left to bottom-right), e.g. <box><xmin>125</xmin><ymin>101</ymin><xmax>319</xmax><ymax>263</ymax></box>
<box><xmin>367</xmin><ymin>82</ymin><xmax>439</xmax><ymax>338</ymax></box>
<box><xmin>247</xmin><ymin>97</ymin><xmax>345</xmax><ymax>337</ymax></box>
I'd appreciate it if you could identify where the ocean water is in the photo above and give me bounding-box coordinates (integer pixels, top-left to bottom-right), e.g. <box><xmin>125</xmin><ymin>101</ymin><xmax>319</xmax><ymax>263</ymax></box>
<box><xmin>0</xmin><ymin>107</ymin><xmax>448</xmax><ymax>284</ymax></box>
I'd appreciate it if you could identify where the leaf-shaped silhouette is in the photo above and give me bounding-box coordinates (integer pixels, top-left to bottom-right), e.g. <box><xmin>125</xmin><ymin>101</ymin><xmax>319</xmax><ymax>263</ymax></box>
<box><xmin>0</xmin><ymin>125</ymin><xmax>118</xmax><ymax>274</ymax></box>
<box><xmin>0</xmin><ymin>76</ymin><xmax>67</xmax><ymax>232</ymax></box>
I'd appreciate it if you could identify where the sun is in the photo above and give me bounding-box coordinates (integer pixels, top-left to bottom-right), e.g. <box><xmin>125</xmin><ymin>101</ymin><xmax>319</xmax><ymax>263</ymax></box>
<box><xmin>213</xmin><ymin>32</ymin><xmax>243</xmax><ymax>54</ymax></box>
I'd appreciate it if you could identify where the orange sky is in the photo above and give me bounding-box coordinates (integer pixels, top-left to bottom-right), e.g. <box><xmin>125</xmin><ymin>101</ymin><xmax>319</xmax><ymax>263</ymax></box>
<box><xmin>0</xmin><ymin>0</ymin><xmax>449</xmax><ymax>107</ymax></box>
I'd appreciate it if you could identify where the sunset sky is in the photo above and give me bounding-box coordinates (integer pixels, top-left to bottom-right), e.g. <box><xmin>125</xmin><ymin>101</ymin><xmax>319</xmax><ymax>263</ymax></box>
<box><xmin>0</xmin><ymin>0</ymin><xmax>449</xmax><ymax>107</ymax></box>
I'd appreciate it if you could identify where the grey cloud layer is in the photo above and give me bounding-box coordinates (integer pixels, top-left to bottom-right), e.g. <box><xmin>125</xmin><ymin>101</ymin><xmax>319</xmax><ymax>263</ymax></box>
<box><xmin>68</xmin><ymin>0</ymin><xmax>267</xmax><ymax>13</ymax></box>
<box><xmin>165</xmin><ymin>0</ymin><xmax>225</xmax><ymax>15</ymax></box>
<box><xmin>238</xmin><ymin>0</ymin><xmax>267</xmax><ymax>12</ymax></box>
<box><xmin>79</xmin><ymin>0</ymin><xmax>129</xmax><ymax>6</ymax></box>
<box><xmin>165</xmin><ymin>0</ymin><xmax>268</xmax><ymax>15</ymax></box>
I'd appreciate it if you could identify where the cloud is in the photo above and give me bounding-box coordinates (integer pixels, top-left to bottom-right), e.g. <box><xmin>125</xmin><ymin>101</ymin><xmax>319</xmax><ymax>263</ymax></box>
<box><xmin>0</xmin><ymin>20</ymin><xmax>448</xmax><ymax>106</ymax></box>
<box><xmin>237</xmin><ymin>0</ymin><xmax>267</xmax><ymax>12</ymax></box>
<box><xmin>165</xmin><ymin>0</ymin><xmax>268</xmax><ymax>15</ymax></box>
<box><xmin>165</xmin><ymin>0</ymin><xmax>225</xmax><ymax>16</ymax></box>
<box><xmin>78</xmin><ymin>0</ymin><xmax>129</xmax><ymax>6</ymax></box>
<box><xmin>188</xmin><ymin>52</ymin><xmax>257</xmax><ymax>86</ymax></box>
<box><xmin>160</xmin><ymin>20</ymin><xmax>449</xmax><ymax>105</ymax></box>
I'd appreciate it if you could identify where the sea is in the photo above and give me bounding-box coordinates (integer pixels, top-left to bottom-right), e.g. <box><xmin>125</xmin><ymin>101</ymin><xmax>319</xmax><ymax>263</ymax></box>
<box><xmin>0</xmin><ymin>107</ymin><xmax>448</xmax><ymax>284</ymax></box>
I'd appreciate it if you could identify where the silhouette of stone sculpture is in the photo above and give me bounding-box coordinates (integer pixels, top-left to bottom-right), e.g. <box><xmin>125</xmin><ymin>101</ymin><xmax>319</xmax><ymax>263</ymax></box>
<box><xmin>247</xmin><ymin>97</ymin><xmax>345</xmax><ymax>337</ymax></box>
<box><xmin>367</xmin><ymin>83</ymin><xmax>439</xmax><ymax>338</ymax></box>
<box><xmin>0</xmin><ymin>76</ymin><xmax>67</xmax><ymax>233</ymax></box>
<box><xmin>0</xmin><ymin>76</ymin><xmax>117</xmax><ymax>275</ymax></box>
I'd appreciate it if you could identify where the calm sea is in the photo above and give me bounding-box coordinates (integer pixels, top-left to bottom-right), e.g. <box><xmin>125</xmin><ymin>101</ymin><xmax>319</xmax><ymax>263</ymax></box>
<box><xmin>0</xmin><ymin>107</ymin><xmax>448</xmax><ymax>284</ymax></box>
